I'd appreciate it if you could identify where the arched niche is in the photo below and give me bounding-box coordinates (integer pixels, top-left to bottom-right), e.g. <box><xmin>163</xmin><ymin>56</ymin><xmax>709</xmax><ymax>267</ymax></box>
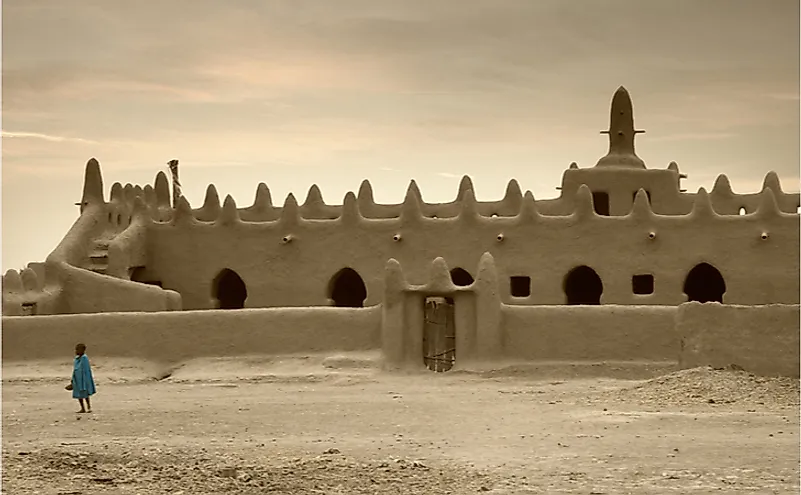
<box><xmin>449</xmin><ymin>267</ymin><xmax>474</xmax><ymax>287</ymax></box>
<box><xmin>564</xmin><ymin>265</ymin><xmax>603</xmax><ymax>305</ymax></box>
<box><xmin>683</xmin><ymin>262</ymin><xmax>726</xmax><ymax>303</ymax></box>
<box><xmin>328</xmin><ymin>268</ymin><xmax>367</xmax><ymax>307</ymax></box>
<box><xmin>212</xmin><ymin>268</ymin><xmax>247</xmax><ymax>309</ymax></box>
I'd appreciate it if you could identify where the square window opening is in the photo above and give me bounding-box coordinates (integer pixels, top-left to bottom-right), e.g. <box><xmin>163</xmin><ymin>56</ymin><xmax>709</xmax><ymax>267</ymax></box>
<box><xmin>510</xmin><ymin>276</ymin><xmax>531</xmax><ymax>297</ymax></box>
<box><xmin>592</xmin><ymin>192</ymin><xmax>610</xmax><ymax>216</ymax></box>
<box><xmin>632</xmin><ymin>274</ymin><xmax>654</xmax><ymax>295</ymax></box>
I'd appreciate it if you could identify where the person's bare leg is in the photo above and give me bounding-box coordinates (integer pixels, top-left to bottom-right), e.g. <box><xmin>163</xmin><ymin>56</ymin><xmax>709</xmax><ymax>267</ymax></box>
<box><xmin>85</xmin><ymin>397</ymin><xmax>92</xmax><ymax>413</ymax></box>
<box><xmin>77</xmin><ymin>399</ymin><xmax>86</xmax><ymax>413</ymax></box>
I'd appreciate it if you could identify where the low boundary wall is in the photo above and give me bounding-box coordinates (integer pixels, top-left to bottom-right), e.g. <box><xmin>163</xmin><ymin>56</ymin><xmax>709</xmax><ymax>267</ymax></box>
<box><xmin>4</xmin><ymin>302</ymin><xmax>798</xmax><ymax>377</ymax></box>
<box><xmin>2</xmin><ymin>306</ymin><xmax>381</xmax><ymax>364</ymax></box>
<box><xmin>677</xmin><ymin>303</ymin><xmax>800</xmax><ymax>377</ymax></box>
<box><xmin>502</xmin><ymin>305</ymin><xmax>679</xmax><ymax>361</ymax></box>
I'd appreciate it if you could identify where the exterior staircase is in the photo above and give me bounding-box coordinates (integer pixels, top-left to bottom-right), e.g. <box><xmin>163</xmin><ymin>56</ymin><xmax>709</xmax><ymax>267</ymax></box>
<box><xmin>87</xmin><ymin>239</ymin><xmax>111</xmax><ymax>275</ymax></box>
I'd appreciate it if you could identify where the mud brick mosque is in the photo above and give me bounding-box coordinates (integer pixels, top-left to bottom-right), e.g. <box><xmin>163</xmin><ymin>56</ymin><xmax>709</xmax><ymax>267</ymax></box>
<box><xmin>4</xmin><ymin>86</ymin><xmax>798</xmax><ymax>316</ymax></box>
<box><xmin>3</xmin><ymin>86</ymin><xmax>799</xmax><ymax>375</ymax></box>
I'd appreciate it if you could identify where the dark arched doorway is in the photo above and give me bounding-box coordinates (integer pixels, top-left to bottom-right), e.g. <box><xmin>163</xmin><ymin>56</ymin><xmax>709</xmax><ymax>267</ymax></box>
<box><xmin>212</xmin><ymin>268</ymin><xmax>247</xmax><ymax>309</ymax></box>
<box><xmin>450</xmin><ymin>268</ymin><xmax>474</xmax><ymax>287</ymax></box>
<box><xmin>564</xmin><ymin>265</ymin><xmax>603</xmax><ymax>305</ymax></box>
<box><xmin>329</xmin><ymin>268</ymin><xmax>367</xmax><ymax>307</ymax></box>
<box><xmin>683</xmin><ymin>263</ymin><xmax>726</xmax><ymax>303</ymax></box>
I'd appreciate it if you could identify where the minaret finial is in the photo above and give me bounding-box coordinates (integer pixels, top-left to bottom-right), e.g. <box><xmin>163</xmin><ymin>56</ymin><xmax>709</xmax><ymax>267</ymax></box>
<box><xmin>595</xmin><ymin>86</ymin><xmax>646</xmax><ymax>169</ymax></box>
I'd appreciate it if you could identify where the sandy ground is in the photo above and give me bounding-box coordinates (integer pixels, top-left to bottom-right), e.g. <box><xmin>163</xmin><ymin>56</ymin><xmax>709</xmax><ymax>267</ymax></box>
<box><xmin>2</xmin><ymin>354</ymin><xmax>799</xmax><ymax>494</ymax></box>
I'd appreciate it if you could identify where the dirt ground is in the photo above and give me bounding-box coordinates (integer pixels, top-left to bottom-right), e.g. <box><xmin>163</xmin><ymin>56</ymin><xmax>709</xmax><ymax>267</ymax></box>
<box><xmin>2</xmin><ymin>354</ymin><xmax>799</xmax><ymax>494</ymax></box>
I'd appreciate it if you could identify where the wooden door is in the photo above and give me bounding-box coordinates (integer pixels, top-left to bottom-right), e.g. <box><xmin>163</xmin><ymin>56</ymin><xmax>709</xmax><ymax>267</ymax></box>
<box><xmin>423</xmin><ymin>296</ymin><xmax>455</xmax><ymax>372</ymax></box>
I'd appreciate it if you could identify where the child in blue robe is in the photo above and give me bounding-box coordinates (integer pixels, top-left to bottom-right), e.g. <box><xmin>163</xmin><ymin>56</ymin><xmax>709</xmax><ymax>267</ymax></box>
<box><xmin>66</xmin><ymin>343</ymin><xmax>96</xmax><ymax>413</ymax></box>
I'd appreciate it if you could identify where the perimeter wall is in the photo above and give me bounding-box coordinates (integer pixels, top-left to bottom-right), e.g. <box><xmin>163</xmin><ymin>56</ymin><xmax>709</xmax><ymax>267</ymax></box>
<box><xmin>3</xmin><ymin>301</ymin><xmax>797</xmax><ymax>377</ymax></box>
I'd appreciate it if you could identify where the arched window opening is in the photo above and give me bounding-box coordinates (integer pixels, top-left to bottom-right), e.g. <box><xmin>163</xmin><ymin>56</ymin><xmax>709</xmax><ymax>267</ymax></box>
<box><xmin>564</xmin><ymin>265</ymin><xmax>603</xmax><ymax>305</ymax></box>
<box><xmin>450</xmin><ymin>267</ymin><xmax>474</xmax><ymax>287</ymax></box>
<box><xmin>329</xmin><ymin>268</ymin><xmax>367</xmax><ymax>307</ymax></box>
<box><xmin>738</xmin><ymin>207</ymin><xmax>746</xmax><ymax>216</ymax></box>
<box><xmin>212</xmin><ymin>268</ymin><xmax>247</xmax><ymax>309</ymax></box>
<box><xmin>683</xmin><ymin>262</ymin><xmax>726</xmax><ymax>303</ymax></box>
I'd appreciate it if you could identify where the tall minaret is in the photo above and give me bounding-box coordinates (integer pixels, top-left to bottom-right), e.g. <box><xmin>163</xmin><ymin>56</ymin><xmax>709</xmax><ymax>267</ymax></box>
<box><xmin>595</xmin><ymin>86</ymin><xmax>646</xmax><ymax>168</ymax></box>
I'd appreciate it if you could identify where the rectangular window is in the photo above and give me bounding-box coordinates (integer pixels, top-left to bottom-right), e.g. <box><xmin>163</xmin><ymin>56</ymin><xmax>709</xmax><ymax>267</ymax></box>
<box><xmin>510</xmin><ymin>276</ymin><xmax>531</xmax><ymax>297</ymax></box>
<box><xmin>592</xmin><ymin>192</ymin><xmax>610</xmax><ymax>216</ymax></box>
<box><xmin>632</xmin><ymin>274</ymin><xmax>654</xmax><ymax>295</ymax></box>
<box><xmin>21</xmin><ymin>302</ymin><xmax>37</xmax><ymax>316</ymax></box>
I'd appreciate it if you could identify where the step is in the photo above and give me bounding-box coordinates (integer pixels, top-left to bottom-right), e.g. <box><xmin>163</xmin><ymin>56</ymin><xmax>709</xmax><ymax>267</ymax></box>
<box><xmin>89</xmin><ymin>266</ymin><xmax>108</xmax><ymax>275</ymax></box>
<box><xmin>89</xmin><ymin>251</ymin><xmax>109</xmax><ymax>261</ymax></box>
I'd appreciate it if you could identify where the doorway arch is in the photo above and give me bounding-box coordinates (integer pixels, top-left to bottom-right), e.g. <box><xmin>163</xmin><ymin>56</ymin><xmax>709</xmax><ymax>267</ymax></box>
<box><xmin>683</xmin><ymin>262</ymin><xmax>726</xmax><ymax>303</ymax></box>
<box><xmin>564</xmin><ymin>265</ymin><xmax>603</xmax><ymax>305</ymax></box>
<box><xmin>329</xmin><ymin>268</ymin><xmax>367</xmax><ymax>307</ymax></box>
<box><xmin>449</xmin><ymin>267</ymin><xmax>474</xmax><ymax>287</ymax></box>
<box><xmin>212</xmin><ymin>268</ymin><xmax>247</xmax><ymax>309</ymax></box>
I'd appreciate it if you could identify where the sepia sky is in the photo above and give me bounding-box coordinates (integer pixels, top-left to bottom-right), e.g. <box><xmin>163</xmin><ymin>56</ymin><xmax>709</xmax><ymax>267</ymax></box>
<box><xmin>2</xmin><ymin>0</ymin><xmax>799</xmax><ymax>271</ymax></box>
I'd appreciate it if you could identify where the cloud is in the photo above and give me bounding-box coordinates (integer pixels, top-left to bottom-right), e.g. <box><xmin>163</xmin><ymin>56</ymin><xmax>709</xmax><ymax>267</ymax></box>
<box><xmin>1</xmin><ymin>130</ymin><xmax>100</xmax><ymax>145</ymax></box>
<box><xmin>437</xmin><ymin>172</ymin><xmax>460</xmax><ymax>179</ymax></box>
<box><xmin>647</xmin><ymin>132</ymin><xmax>738</xmax><ymax>143</ymax></box>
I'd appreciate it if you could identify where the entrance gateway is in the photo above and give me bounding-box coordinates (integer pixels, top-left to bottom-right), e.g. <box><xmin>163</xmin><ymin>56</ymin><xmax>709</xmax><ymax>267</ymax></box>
<box><xmin>422</xmin><ymin>296</ymin><xmax>456</xmax><ymax>372</ymax></box>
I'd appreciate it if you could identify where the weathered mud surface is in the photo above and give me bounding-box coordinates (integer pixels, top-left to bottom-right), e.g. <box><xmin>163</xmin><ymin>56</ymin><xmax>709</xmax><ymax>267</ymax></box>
<box><xmin>3</xmin><ymin>359</ymin><xmax>798</xmax><ymax>494</ymax></box>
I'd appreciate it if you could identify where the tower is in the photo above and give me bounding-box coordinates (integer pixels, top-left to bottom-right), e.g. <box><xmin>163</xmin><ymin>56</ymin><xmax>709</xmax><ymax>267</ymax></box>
<box><xmin>595</xmin><ymin>86</ymin><xmax>646</xmax><ymax>169</ymax></box>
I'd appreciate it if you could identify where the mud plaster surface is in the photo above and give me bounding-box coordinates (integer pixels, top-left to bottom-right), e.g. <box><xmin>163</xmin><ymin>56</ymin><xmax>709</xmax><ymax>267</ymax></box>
<box><xmin>2</xmin><ymin>354</ymin><xmax>799</xmax><ymax>494</ymax></box>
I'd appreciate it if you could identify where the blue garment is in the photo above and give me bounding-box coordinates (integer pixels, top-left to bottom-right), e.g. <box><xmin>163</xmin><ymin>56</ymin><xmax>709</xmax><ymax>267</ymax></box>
<box><xmin>71</xmin><ymin>354</ymin><xmax>96</xmax><ymax>399</ymax></box>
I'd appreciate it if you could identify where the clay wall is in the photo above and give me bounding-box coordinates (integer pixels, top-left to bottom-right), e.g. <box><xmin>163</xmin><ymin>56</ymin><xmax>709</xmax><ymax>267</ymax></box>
<box><xmin>144</xmin><ymin>182</ymin><xmax>799</xmax><ymax>310</ymax></box>
<box><xmin>2</xmin><ymin>160</ymin><xmax>183</xmax><ymax>316</ymax></box>
<box><xmin>502</xmin><ymin>305</ymin><xmax>679</xmax><ymax>361</ymax></box>
<box><xmin>677</xmin><ymin>303</ymin><xmax>800</xmax><ymax>377</ymax></box>
<box><xmin>2</xmin><ymin>305</ymin><xmax>381</xmax><ymax>364</ymax></box>
<box><xmin>380</xmin><ymin>254</ymin><xmax>500</xmax><ymax>370</ymax></box>
<box><xmin>59</xmin><ymin>264</ymin><xmax>181</xmax><ymax>313</ymax></box>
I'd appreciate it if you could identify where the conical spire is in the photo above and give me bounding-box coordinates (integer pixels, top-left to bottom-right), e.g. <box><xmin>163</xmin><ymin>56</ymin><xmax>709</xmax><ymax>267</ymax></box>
<box><xmin>400</xmin><ymin>180</ymin><xmax>423</xmax><ymax>223</ymax></box>
<box><xmin>457</xmin><ymin>187</ymin><xmax>480</xmax><ymax>223</ymax></box>
<box><xmin>202</xmin><ymin>184</ymin><xmax>221</xmax><ymax>211</ymax></box>
<box><xmin>252</xmin><ymin>183</ymin><xmax>272</xmax><ymax>208</ymax></box>
<box><xmin>110</xmin><ymin>182</ymin><xmax>124</xmax><ymax>203</ymax></box>
<box><xmin>762</xmin><ymin>171</ymin><xmax>783</xmax><ymax>194</ymax></box>
<box><xmin>456</xmin><ymin>176</ymin><xmax>474</xmax><ymax>201</ymax></box>
<box><xmin>428</xmin><ymin>257</ymin><xmax>453</xmax><ymax>292</ymax></box>
<box><xmin>340</xmin><ymin>192</ymin><xmax>361</xmax><ymax>225</ymax></box>
<box><xmin>303</xmin><ymin>184</ymin><xmax>325</xmax><ymax>207</ymax></box>
<box><xmin>279</xmin><ymin>193</ymin><xmax>300</xmax><ymax>227</ymax></box>
<box><xmin>573</xmin><ymin>184</ymin><xmax>596</xmax><ymax>219</ymax></box>
<box><xmin>172</xmin><ymin>196</ymin><xmax>195</xmax><ymax>225</ymax></box>
<box><xmin>383</xmin><ymin>258</ymin><xmax>407</xmax><ymax>306</ymax></box>
<box><xmin>595</xmin><ymin>87</ymin><xmax>646</xmax><ymax>169</ymax></box>
<box><xmin>502</xmin><ymin>179</ymin><xmax>523</xmax><ymax>211</ymax></box>
<box><xmin>517</xmin><ymin>191</ymin><xmax>540</xmax><ymax>223</ymax></box>
<box><xmin>154</xmin><ymin>171</ymin><xmax>171</xmax><ymax>208</ymax></box>
<box><xmin>80</xmin><ymin>158</ymin><xmax>105</xmax><ymax>207</ymax></box>
<box><xmin>629</xmin><ymin>188</ymin><xmax>654</xmax><ymax>221</ymax></box>
<box><xmin>218</xmin><ymin>195</ymin><xmax>240</xmax><ymax>225</ymax></box>
<box><xmin>711</xmin><ymin>174</ymin><xmax>733</xmax><ymax>196</ymax></box>
<box><xmin>690</xmin><ymin>187</ymin><xmax>716</xmax><ymax>219</ymax></box>
<box><xmin>755</xmin><ymin>187</ymin><xmax>781</xmax><ymax>218</ymax></box>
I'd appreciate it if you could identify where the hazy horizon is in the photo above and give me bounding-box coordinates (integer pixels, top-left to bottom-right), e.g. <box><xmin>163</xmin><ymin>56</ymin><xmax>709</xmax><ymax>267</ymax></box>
<box><xmin>3</xmin><ymin>0</ymin><xmax>799</xmax><ymax>271</ymax></box>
